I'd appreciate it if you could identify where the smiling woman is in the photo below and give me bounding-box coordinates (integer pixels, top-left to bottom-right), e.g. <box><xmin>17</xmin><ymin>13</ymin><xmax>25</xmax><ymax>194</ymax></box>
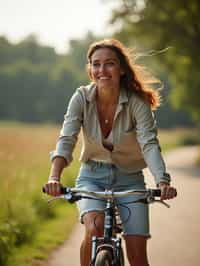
<box><xmin>44</xmin><ymin>38</ymin><xmax>177</xmax><ymax>266</ymax></box>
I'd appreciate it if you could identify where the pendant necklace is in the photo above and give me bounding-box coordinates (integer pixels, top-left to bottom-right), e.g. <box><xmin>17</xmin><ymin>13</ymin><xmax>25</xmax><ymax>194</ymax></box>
<box><xmin>105</xmin><ymin>119</ymin><xmax>109</xmax><ymax>124</ymax></box>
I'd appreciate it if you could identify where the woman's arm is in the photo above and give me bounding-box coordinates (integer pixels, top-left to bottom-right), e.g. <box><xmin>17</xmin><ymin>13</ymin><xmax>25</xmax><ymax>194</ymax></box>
<box><xmin>133</xmin><ymin>99</ymin><xmax>177</xmax><ymax>199</ymax></box>
<box><xmin>45</xmin><ymin>89</ymin><xmax>84</xmax><ymax>196</ymax></box>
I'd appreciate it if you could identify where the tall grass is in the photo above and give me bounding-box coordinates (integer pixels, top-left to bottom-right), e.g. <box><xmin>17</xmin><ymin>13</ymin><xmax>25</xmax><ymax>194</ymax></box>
<box><xmin>0</xmin><ymin>122</ymin><xmax>80</xmax><ymax>266</ymax></box>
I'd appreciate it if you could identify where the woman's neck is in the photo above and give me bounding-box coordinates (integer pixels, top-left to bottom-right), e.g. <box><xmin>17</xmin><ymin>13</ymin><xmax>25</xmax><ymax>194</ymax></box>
<box><xmin>96</xmin><ymin>86</ymin><xmax>119</xmax><ymax>105</ymax></box>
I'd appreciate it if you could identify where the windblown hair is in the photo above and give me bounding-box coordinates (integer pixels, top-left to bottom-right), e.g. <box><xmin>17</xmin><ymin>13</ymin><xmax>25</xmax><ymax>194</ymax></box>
<box><xmin>87</xmin><ymin>39</ymin><xmax>161</xmax><ymax>110</ymax></box>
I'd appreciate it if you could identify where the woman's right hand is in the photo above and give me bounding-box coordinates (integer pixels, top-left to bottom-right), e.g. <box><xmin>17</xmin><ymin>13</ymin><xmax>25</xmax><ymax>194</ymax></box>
<box><xmin>44</xmin><ymin>179</ymin><xmax>62</xmax><ymax>196</ymax></box>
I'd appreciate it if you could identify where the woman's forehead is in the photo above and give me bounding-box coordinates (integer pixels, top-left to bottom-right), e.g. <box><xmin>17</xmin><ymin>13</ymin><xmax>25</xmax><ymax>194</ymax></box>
<box><xmin>91</xmin><ymin>47</ymin><xmax>119</xmax><ymax>61</ymax></box>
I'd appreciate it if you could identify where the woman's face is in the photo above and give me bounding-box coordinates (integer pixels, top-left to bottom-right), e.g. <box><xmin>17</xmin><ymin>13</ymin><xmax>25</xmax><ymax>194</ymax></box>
<box><xmin>89</xmin><ymin>48</ymin><xmax>124</xmax><ymax>90</ymax></box>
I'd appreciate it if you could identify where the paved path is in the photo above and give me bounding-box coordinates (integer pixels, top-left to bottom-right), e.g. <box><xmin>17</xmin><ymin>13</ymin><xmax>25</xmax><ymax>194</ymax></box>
<box><xmin>46</xmin><ymin>146</ymin><xmax>200</xmax><ymax>266</ymax></box>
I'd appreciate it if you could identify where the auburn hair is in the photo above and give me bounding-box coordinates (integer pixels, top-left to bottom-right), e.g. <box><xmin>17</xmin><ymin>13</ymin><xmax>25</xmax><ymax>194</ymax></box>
<box><xmin>87</xmin><ymin>39</ymin><xmax>161</xmax><ymax>110</ymax></box>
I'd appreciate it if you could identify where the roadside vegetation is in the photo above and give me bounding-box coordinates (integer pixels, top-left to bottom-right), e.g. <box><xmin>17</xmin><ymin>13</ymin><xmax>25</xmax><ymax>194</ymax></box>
<box><xmin>0</xmin><ymin>122</ymin><xmax>199</xmax><ymax>266</ymax></box>
<box><xmin>0</xmin><ymin>122</ymin><xmax>80</xmax><ymax>266</ymax></box>
<box><xmin>159</xmin><ymin>128</ymin><xmax>200</xmax><ymax>151</ymax></box>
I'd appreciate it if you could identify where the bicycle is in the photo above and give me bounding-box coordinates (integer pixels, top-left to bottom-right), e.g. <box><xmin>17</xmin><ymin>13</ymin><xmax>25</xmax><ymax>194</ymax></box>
<box><xmin>43</xmin><ymin>186</ymin><xmax>170</xmax><ymax>266</ymax></box>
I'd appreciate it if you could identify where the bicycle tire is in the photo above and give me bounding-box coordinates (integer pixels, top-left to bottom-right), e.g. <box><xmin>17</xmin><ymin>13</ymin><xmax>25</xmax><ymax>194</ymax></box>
<box><xmin>118</xmin><ymin>247</ymin><xmax>124</xmax><ymax>266</ymax></box>
<box><xmin>95</xmin><ymin>249</ymin><xmax>113</xmax><ymax>266</ymax></box>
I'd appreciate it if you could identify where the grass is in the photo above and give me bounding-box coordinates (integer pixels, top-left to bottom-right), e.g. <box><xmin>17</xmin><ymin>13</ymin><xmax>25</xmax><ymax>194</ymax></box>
<box><xmin>0</xmin><ymin>122</ymin><xmax>199</xmax><ymax>266</ymax></box>
<box><xmin>0</xmin><ymin>121</ymin><xmax>81</xmax><ymax>266</ymax></box>
<box><xmin>158</xmin><ymin>127</ymin><xmax>200</xmax><ymax>152</ymax></box>
<box><xmin>7</xmin><ymin>204</ymin><xmax>77</xmax><ymax>266</ymax></box>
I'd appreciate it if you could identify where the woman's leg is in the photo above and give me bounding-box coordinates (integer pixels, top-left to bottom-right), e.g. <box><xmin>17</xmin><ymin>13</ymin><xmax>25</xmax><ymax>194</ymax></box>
<box><xmin>80</xmin><ymin>211</ymin><xmax>104</xmax><ymax>266</ymax></box>
<box><xmin>124</xmin><ymin>235</ymin><xmax>149</xmax><ymax>266</ymax></box>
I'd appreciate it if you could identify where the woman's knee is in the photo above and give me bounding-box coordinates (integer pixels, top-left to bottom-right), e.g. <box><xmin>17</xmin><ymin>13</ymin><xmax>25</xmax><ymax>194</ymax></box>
<box><xmin>83</xmin><ymin>211</ymin><xmax>104</xmax><ymax>237</ymax></box>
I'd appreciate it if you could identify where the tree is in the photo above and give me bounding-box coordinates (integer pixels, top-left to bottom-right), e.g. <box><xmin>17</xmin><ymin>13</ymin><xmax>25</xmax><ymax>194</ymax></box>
<box><xmin>107</xmin><ymin>0</ymin><xmax>200</xmax><ymax>123</ymax></box>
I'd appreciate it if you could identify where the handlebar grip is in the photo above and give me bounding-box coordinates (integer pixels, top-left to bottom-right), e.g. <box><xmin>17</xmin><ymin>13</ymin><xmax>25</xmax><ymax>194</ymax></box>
<box><xmin>60</xmin><ymin>186</ymin><xmax>67</xmax><ymax>194</ymax></box>
<box><xmin>42</xmin><ymin>186</ymin><xmax>66</xmax><ymax>194</ymax></box>
<box><xmin>152</xmin><ymin>189</ymin><xmax>161</xmax><ymax>197</ymax></box>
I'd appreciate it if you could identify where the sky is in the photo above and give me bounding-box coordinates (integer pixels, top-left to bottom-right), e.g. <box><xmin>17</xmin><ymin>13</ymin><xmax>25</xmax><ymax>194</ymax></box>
<box><xmin>0</xmin><ymin>0</ymin><xmax>118</xmax><ymax>53</ymax></box>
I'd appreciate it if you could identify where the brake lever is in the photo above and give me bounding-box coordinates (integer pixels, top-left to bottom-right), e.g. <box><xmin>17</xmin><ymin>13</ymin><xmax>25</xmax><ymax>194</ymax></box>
<box><xmin>47</xmin><ymin>193</ymin><xmax>82</xmax><ymax>204</ymax></box>
<box><xmin>144</xmin><ymin>196</ymin><xmax>170</xmax><ymax>208</ymax></box>
<box><xmin>153</xmin><ymin>199</ymin><xmax>170</xmax><ymax>208</ymax></box>
<box><xmin>47</xmin><ymin>195</ymin><xmax>65</xmax><ymax>204</ymax></box>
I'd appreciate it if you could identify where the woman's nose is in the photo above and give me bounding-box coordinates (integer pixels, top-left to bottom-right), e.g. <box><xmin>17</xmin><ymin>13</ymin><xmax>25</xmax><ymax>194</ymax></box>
<box><xmin>99</xmin><ymin>64</ymin><xmax>106</xmax><ymax>73</ymax></box>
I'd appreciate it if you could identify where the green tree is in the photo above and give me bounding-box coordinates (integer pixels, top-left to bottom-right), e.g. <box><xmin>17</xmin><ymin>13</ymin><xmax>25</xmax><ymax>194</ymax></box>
<box><xmin>107</xmin><ymin>0</ymin><xmax>200</xmax><ymax>123</ymax></box>
<box><xmin>66</xmin><ymin>31</ymin><xmax>99</xmax><ymax>79</ymax></box>
<box><xmin>0</xmin><ymin>33</ymin><xmax>96</xmax><ymax>123</ymax></box>
<box><xmin>0</xmin><ymin>34</ymin><xmax>58</xmax><ymax>67</ymax></box>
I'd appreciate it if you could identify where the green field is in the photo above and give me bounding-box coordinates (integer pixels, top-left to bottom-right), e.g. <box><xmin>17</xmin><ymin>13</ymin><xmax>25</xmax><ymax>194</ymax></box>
<box><xmin>0</xmin><ymin>122</ymin><xmax>199</xmax><ymax>266</ymax></box>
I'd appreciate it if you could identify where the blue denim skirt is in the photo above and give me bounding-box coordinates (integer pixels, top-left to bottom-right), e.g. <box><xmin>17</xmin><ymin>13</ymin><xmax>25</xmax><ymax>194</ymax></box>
<box><xmin>75</xmin><ymin>160</ymin><xmax>150</xmax><ymax>237</ymax></box>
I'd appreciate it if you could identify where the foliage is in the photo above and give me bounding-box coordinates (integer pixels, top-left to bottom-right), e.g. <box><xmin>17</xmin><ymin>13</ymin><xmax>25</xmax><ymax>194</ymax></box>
<box><xmin>0</xmin><ymin>123</ymin><xmax>80</xmax><ymax>266</ymax></box>
<box><xmin>107</xmin><ymin>0</ymin><xmax>200</xmax><ymax>123</ymax></box>
<box><xmin>0</xmin><ymin>34</ymin><xmax>91</xmax><ymax>124</ymax></box>
<box><xmin>0</xmin><ymin>34</ymin><xmax>58</xmax><ymax>66</ymax></box>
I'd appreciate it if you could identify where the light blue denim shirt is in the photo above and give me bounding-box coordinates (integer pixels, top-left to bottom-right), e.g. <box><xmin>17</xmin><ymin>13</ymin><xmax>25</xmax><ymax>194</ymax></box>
<box><xmin>50</xmin><ymin>83</ymin><xmax>170</xmax><ymax>185</ymax></box>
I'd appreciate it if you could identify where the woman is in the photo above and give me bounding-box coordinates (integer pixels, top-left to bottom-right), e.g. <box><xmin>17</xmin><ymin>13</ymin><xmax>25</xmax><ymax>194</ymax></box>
<box><xmin>44</xmin><ymin>39</ymin><xmax>177</xmax><ymax>266</ymax></box>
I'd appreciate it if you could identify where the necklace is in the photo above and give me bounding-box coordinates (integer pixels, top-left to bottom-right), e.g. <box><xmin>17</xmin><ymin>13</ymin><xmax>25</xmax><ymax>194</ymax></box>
<box><xmin>105</xmin><ymin>119</ymin><xmax>109</xmax><ymax>124</ymax></box>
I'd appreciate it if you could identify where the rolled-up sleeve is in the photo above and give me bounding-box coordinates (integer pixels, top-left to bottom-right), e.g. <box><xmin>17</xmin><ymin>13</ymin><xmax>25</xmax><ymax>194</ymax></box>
<box><xmin>50</xmin><ymin>89</ymin><xmax>83</xmax><ymax>165</ymax></box>
<box><xmin>133</xmin><ymin>100</ymin><xmax>170</xmax><ymax>185</ymax></box>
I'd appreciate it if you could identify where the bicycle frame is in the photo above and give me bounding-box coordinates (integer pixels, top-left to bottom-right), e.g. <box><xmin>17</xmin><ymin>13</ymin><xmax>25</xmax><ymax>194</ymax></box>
<box><xmin>90</xmin><ymin>197</ymin><xmax>123</xmax><ymax>266</ymax></box>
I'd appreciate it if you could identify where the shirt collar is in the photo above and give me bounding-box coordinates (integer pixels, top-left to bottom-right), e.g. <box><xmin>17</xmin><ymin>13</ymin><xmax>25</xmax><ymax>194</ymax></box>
<box><xmin>85</xmin><ymin>83</ymin><xmax>128</xmax><ymax>104</ymax></box>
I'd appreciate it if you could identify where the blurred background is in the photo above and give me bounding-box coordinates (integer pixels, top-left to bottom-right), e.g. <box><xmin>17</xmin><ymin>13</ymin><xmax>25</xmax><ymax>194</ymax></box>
<box><xmin>0</xmin><ymin>0</ymin><xmax>199</xmax><ymax>265</ymax></box>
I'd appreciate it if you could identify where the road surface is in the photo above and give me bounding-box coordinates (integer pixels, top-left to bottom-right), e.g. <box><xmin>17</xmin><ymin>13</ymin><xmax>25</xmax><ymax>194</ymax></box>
<box><xmin>46</xmin><ymin>146</ymin><xmax>200</xmax><ymax>266</ymax></box>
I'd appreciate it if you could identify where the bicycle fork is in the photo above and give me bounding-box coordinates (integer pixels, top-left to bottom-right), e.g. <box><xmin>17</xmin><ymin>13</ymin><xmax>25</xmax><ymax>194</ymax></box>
<box><xmin>90</xmin><ymin>236</ymin><xmax>122</xmax><ymax>265</ymax></box>
<box><xmin>90</xmin><ymin>198</ymin><xmax>123</xmax><ymax>265</ymax></box>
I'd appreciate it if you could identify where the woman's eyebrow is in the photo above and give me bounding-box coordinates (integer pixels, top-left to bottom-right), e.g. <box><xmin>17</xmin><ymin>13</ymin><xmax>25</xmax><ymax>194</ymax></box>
<box><xmin>92</xmin><ymin>58</ymin><xmax>118</xmax><ymax>63</ymax></box>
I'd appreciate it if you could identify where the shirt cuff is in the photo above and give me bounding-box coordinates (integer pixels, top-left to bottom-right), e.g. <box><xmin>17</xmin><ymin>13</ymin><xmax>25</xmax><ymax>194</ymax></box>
<box><xmin>49</xmin><ymin>150</ymin><xmax>71</xmax><ymax>166</ymax></box>
<box><xmin>155</xmin><ymin>172</ymin><xmax>171</xmax><ymax>185</ymax></box>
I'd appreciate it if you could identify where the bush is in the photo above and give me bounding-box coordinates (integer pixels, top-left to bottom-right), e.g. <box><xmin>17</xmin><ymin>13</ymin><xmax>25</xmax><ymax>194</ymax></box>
<box><xmin>0</xmin><ymin>222</ymin><xmax>15</xmax><ymax>266</ymax></box>
<box><xmin>178</xmin><ymin>135</ymin><xmax>200</xmax><ymax>146</ymax></box>
<box><xmin>6</xmin><ymin>200</ymin><xmax>37</xmax><ymax>245</ymax></box>
<box><xmin>32</xmin><ymin>196</ymin><xmax>56</xmax><ymax>220</ymax></box>
<box><xmin>0</xmin><ymin>199</ymin><xmax>38</xmax><ymax>265</ymax></box>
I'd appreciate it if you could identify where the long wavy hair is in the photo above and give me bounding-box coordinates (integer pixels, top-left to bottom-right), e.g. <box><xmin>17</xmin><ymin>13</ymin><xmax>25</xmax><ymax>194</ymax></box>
<box><xmin>87</xmin><ymin>39</ymin><xmax>161</xmax><ymax>110</ymax></box>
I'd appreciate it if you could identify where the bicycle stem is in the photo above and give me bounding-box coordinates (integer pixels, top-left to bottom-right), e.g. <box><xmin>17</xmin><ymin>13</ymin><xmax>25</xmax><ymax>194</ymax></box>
<box><xmin>104</xmin><ymin>199</ymin><xmax>115</xmax><ymax>239</ymax></box>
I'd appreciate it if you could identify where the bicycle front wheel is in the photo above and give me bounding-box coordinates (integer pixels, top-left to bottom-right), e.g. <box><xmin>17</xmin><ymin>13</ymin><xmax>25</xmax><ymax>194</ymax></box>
<box><xmin>95</xmin><ymin>249</ymin><xmax>112</xmax><ymax>266</ymax></box>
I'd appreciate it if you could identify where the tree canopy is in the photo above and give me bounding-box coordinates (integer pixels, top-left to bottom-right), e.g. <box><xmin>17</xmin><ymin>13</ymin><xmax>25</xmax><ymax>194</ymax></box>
<box><xmin>108</xmin><ymin>0</ymin><xmax>200</xmax><ymax>123</ymax></box>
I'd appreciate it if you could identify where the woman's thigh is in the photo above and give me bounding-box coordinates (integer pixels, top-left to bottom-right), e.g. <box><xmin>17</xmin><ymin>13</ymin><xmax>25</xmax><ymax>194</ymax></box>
<box><xmin>117</xmin><ymin>197</ymin><xmax>150</xmax><ymax>237</ymax></box>
<box><xmin>75</xmin><ymin>162</ymin><xmax>108</xmax><ymax>223</ymax></box>
<box><xmin>114</xmin><ymin>170</ymin><xmax>150</xmax><ymax>238</ymax></box>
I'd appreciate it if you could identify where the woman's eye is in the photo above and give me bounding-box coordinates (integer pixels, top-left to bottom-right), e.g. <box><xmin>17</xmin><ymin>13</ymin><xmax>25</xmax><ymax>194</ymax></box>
<box><xmin>92</xmin><ymin>63</ymin><xmax>100</xmax><ymax>67</ymax></box>
<box><xmin>106</xmin><ymin>62</ymin><xmax>114</xmax><ymax>66</ymax></box>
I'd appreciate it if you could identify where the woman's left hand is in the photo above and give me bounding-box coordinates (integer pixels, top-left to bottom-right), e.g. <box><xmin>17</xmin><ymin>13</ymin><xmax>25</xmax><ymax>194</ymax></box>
<box><xmin>158</xmin><ymin>182</ymin><xmax>177</xmax><ymax>200</ymax></box>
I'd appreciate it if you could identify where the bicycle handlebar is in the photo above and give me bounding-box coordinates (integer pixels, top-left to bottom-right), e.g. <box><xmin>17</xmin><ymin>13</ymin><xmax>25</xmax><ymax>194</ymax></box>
<box><xmin>42</xmin><ymin>186</ymin><xmax>172</xmax><ymax>207</ymax></box>
<box><xmin>42</xmin><ymin>186</ymin><xmax>161</xmax><ymax>198</ymax></box>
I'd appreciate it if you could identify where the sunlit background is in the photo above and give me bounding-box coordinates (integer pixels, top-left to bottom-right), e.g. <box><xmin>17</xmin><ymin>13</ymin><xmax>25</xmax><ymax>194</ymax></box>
<box><xmin>0</xmin><ymin>1</ymin><xmax>199</xmax><ymax>266</ymax></box>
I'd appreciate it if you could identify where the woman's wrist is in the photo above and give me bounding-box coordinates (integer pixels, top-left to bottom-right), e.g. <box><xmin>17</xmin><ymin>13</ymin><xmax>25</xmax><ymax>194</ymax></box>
<box><xmin>158</xmin><ymin>181</ymin><xmax>170</xmax><ymax>187</ymax></box>
<box><xmin>48</xmin><ymin>176</ymin><xmax>60</xmax><ymax>182</ymax></box>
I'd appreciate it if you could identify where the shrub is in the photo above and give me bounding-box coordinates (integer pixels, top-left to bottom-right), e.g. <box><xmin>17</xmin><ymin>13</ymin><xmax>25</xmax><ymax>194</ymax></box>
<box><xmin>178</xmin><ymin>135</ymin><xmax>200</xmax><ymax>146</ymax></box>
<box><xmin>32</xmin><ymin>196</ymin><xmax>56</xmax><ymax>220</ymax></box>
